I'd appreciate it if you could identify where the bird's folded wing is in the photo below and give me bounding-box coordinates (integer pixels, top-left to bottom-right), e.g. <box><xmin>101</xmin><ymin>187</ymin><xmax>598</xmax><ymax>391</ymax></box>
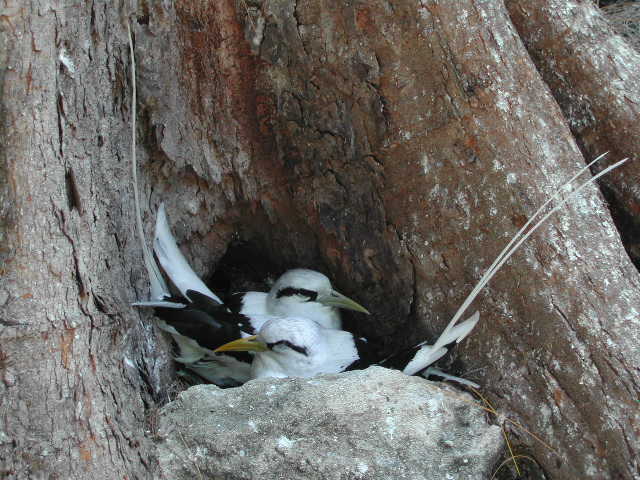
<box><xmin>153</xmin><ymin>307</ymin><xmax>246</xmax><ymax>351</ymax></box>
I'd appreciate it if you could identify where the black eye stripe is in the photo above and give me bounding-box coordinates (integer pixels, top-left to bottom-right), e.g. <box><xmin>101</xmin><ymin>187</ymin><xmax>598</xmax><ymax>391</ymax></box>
<box><xmin>275</xmin><ymin>287</ymin><xmax>318</xmax><ymax>301</ymax></box>
<box><xmin>266</xmin><ymin>340</ymin><xmax>308</xmax><ymax>356</ymax></box>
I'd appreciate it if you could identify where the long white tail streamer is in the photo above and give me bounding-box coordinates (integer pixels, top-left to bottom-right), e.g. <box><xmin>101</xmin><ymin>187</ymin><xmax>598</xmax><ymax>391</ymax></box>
<box><xmin>128</xmin><ymin>23</ymin><xmax>170</xmax><ymax>302</ymax></box>
<box><xmin>425</xmin><ymin>155</ymin><xmax>629</xmax><ymax>358</ymax></box>
<box><xmin>422</xmin><ymin>368</ymin><xmax>480</xmax><ymax>389</ymax></box>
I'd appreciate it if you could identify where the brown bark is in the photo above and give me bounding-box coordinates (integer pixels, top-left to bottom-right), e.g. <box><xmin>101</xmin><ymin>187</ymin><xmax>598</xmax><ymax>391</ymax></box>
<box><xmin>0</xmin><ymin>2</ymin><xmax>169</xmax><ymax>479</ymax></box>
<box><xmin>506</xmin><ymin>0</ymin><xmax>640</xmax><ymax>266</ymax></box>
<box><xmin>2</xmin><ymin>0</ymin><xmax>639</xmax><ymax>479</ymax></box>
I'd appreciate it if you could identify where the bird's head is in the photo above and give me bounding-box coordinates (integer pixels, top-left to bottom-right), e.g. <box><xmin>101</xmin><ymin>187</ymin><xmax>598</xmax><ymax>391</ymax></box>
<box><xmin>267</xmin><ymin>269</ymin><xmax>370</xmax><ymax>317</ymax></box>
<box><xmin>214</xmin><ymin>316</ymin><xmax>359</xmax><ymax>379</ymax></box>
<box><xmin>214</xmin><ymin>317</ymin><xmax>322</xmax><ymax>358</ymax></box>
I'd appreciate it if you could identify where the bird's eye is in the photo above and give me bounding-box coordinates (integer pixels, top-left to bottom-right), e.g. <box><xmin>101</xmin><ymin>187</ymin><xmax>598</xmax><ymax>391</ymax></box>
<box><xmin>267</xmin><ymin>340</ymin><xmax>308</xmax><ymax>356</ymax></box>
<box><xmin>298</xmin><ymin>288</ymin><xmax>318</xmax><ymax>302</ymax></box>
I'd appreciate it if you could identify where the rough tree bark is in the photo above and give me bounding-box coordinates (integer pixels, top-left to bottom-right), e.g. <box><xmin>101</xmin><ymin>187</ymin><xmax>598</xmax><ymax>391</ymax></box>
<box><xmin>0</xmin><ymin>2</ymin><xmax>170</xmax><ymax>479</ymax></box>
<box><xmin>506</xmin><ymin>0</ymin><xmax>640</xmax><ymax>267</ymax></box>
<box><xmin>1</xmin><ymin>1</ymin><xmax>638</xmax><ymax>479</ymax></box>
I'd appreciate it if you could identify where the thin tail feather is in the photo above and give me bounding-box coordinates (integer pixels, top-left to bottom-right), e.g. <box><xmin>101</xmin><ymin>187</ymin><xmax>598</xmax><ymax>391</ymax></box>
<box><xmin>128</xmin><ymin>23</ymin><xmax>169</xmax><ymax>302</ymax></box>
<box><xmin>428</xmin><ymin>156</ymin><xmax>629</xmax><ymax>355</ymax></box>
<box><xmin>484</xmin><ymin>152</ymin><xmax>609</xmax><ymax>283</ymax></box>
<box><xmin>132</xmin><ymin>300</ymin><xmax>187</xmax><ymax>309</ymax></box>
<box><xmin>153</xmin><ymin>203</ymin><xmax>223</xmax><ymax>304</ymax></box>
<box><xmin>422</xmin><ymin>367</ymin><xmax>480</xmax><ymax>388</ymax></box>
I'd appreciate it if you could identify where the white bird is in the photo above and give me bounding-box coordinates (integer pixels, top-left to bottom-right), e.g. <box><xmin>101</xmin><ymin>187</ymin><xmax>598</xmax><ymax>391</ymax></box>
<box><xmin>215</xmin><ymin>316</ymin><xmax>362</xmax><ymax>379</ymax></box>
<box><xmin>228</xmin><ymin>268</ymin><xmax>370</xmax><ymax>331</ymax></box>
<box><xmin>123</xmin><ymin>32</ymin><xmax>372</xmax><ymax>385</ymax></box>
<box><xmin>133</xmin><ymin>206</ymin><xmax>370</xmax><ymax>385</ymax></box>
<box><xmin>139</xmin><ymin>204</ymin><xmax>369</xmax><ymax>340</ymax></box>
<box><xmin>214</xmin><ymin>154</ymin><xmax>630</xmax><ymax>384</ymax></box>
<box><xmin>124</xmin><ymin>42</ymin><xmax>275</xmax><ymax>386</ymax></box>
<box><xmin>140</xmin><ymin>206</ymin><xmax>370</xmax><ymax>334</ymax></box>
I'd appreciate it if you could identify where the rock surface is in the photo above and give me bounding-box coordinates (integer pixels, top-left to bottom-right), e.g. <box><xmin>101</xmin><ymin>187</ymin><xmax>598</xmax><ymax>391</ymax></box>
<box><xmin>156</xmin><ymin>367</ymin><xmax>503</xmax><ymax>480</ymax></box>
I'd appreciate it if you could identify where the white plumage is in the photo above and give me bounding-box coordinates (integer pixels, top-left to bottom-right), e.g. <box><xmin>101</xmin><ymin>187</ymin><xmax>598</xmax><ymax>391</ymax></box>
<box><xmin>402</xmin><ymin>312</ymin><xmax>479</xmax><ymax>376</ymax></box>
<box><xmin>232</xmin><ymin>268</ymin><xmax>369</xmax><ymax>331</ymax></box>
<box><xmin>216</xmin><ymin>316</ymin><xmax>360</xmax><ymax>379</ymax></box>
<box><xmin>133</xmin><ymin>204</ymin><xmax>254</xmax><ymax>385</ymax></box>
<box><xmin>214</xmin><ymin>313</ymin><xmax>477</xmax><ymax>382</ymax></box>
<box><xmin>255</xmin><ymin>317</ymin><xmax>360</xmax><ymax>378</ymax></box>
<box><xmin>153</xmin><ymin>203</ymin><xmax>223</xmax><ymax>304</ymax></box>
<box><xmin>133</xmin><ymin>205</ymin><xmax>369</xmax><ymax>385</ymax></box>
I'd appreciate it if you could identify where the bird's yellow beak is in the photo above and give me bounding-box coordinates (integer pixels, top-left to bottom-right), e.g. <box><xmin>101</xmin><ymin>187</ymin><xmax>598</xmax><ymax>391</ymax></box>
<box><xmin>318</xmin><ymin>290</ymin><xmax>370</xmax><ymax>314</ymax></box>
<box><xmin>214</xmin><ymin>335</ymin><xmax>269</xmax><ymax>353</ymax></box>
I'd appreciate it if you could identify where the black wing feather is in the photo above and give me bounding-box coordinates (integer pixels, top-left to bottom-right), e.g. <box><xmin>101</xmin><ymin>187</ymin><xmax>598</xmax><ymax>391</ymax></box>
<box><xmin>187</xmin><ymin>290</ymin><xmax>256</xmax><ymax>334</ymax></box>
<box><xmin>344</xmin><ymin>336</ymin><xmax>379</xmax><ymax>371</ymax></box>
<box><xmin>224</xmin><ymin>292</ymin><xmax>247</xmax><ymax>314</ymax></box>
<box><xmin>154</xmin><ymin>306</ymin><xmax>243</xmax><ymax>351</ymax></box>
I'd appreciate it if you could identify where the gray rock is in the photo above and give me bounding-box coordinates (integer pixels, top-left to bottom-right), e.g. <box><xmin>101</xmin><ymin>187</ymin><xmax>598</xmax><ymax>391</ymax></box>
<box><xmin>156</xmin><ymin>367</ymin><xmax>503</xmax><ymax>480</ymax></box>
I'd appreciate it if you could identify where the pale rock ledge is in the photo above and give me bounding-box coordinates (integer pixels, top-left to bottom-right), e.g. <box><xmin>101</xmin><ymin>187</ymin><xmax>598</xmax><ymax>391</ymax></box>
<box><xmin>156</xmin><ymin>366</ymin><xmax>503</xmax><ymax>479</ymax></box>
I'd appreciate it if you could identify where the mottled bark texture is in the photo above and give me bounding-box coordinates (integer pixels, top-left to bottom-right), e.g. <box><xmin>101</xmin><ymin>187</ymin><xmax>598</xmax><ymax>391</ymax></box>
<box><xmin>506</xmin><ymin>0</ymin><xmax>640</xmax><ymax>267</ymax></box>
<box><xmin>1</xmin><ymin>0</ymin><xmax>639</xmax><ymax>479</ymax></box>
<box><xmin>602</xmin><ymin>1</ymin><xmax>640</xmax><ymax>51</ymax></box>
<box><xmin>0</xmin><ymin>2</ymin><xmax>172</xmax><ymax>479</ymax></box>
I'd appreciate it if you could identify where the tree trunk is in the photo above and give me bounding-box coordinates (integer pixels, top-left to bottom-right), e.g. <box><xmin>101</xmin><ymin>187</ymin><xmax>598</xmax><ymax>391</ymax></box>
<box><xmin>506</xmin><ymin>0</ymin><xmax>640</xmax><ymax>267</ymax></box>
<box><xmin>0</xmin><ymin>2</ymin><xmax>169</xmax><ymax>479</ymax></box>
<box><xmin>1</xmin><ymin>1</ymin><xmax>638</xmax><ymax>479</ymax></box>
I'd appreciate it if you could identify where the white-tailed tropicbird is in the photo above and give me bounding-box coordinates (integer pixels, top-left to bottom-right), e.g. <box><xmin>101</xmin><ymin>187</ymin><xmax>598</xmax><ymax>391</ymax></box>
<box><xmin>227</xmin><ymin>268</ymin><xmax>370</xmax><ymax>331</ymax></box>
<box><xmin>216</xmin><ymin>316</ymin><xmax>362</xmax><ymax>379</ymax></box>
<box><xmin>133</xmin><ymin>205</ymin><xmax>370</xmax><ymax>385</ymax></box>
<box><xmin>214</xmin><ymin>311</ymin><xmax>478</xmax><ymax>382</ymax></box>
<box><xmin>126</xmin><ymin>30</ymin><xmax>369</xmax><ymax>386</ymax></box>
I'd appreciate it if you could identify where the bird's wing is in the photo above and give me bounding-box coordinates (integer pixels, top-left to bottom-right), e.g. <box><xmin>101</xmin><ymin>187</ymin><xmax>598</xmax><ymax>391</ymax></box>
<box><xmin>153</xmin><ymin>305</ymin><xmax>245</xmax><ymax>351</ymax></box>
<box><xmin>186</xmin><ymin>290</ymin><xmax>258</xmax><ymax>335</ymax></box>
<box><xmin>228</xmin><ymin>291</ymin><xmax>268</xmax><ymax>315</ymax></box>
<box><xmin>320</xmin><ymin>328</ymin><xmax>361</xmax><ymax>374</ymax></box>
<box><xmin>153</xmin><ymin>203</ymin><xmax>223</xmax><ymax>304</ymax></box>
<box><xmin>185</xmin><ymin>355</ymin><xmax>252</xmax><ymax>386</ymax></box>
<box><xmin>343</xmin><ymin>335</ymin><xmax>378</xmax><ymax>371</ymax></box>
